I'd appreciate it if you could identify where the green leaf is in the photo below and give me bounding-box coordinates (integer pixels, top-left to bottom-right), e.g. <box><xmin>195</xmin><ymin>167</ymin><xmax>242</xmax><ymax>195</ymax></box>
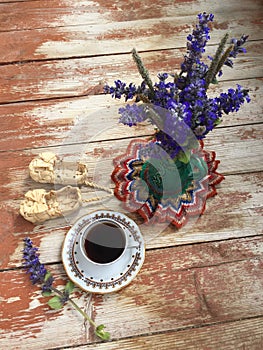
<box><xmin>95</xmin><ymin>324</ymin><xmax>111</xmax><ymax>341</ymax></box>
<box><xmin>96</xmin><ymin>324</ymin><xmax>105</xmax><ymax>332</ymax></box>
<box><xmin>48</xmin><ymin>296</ymin><xmax>63</xmax><ymax>310</ymax></box>
<box><xmin>177</xmin><ymin>150</ymin><xmax>190</xmax><ymax>164</ymax></box>
<box><xmin>211</xmin><ymin>78</ymin><xmax>219</xmax><ymax>84</ymax></box>
<box><xmin>214</xmin><ymin>118</ymin><xmax>222</xmax><ymax>126</ymax></box>
<box><xmin>64</xmin><ymin>280</ymin><xmax>75</xmax><ymax>295</ymax></box>
<box><xmin>44</xmin><ymin>271</ymin><xmax>53</xmax><ymax>282</ymax></box>
<box><xmin>42</xmin><ymin>291</ymin><xmax>52</xmax><ymax>297</ymax></box>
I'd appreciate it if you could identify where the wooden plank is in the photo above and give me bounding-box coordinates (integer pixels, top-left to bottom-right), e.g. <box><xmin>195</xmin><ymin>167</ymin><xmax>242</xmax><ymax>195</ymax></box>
<box><xmin>0</xmin><ymin>0</ymin><xmax>39</xmax><ymax>3</ymax></box>
<box><xmin>0</xmin><ymin>78</ymin><xmax>262</xmax><ymax>152</ymax></box>
<box><xmin>0</xmin><ymin>1</ymin><xmax>261</xmax><ymax>349</ymax></box>
<box><xmin>66</xmin><ymin>317</ymin><xmax>263</xmax><ymax>350</ymax></box>
<box><xmin>0</xmin><ymin>42</ymin><xmax>261</xmax><ymax>104</ymax></box>
<box><xmin>86</xmin><ymin>256</ymin><xmax>263</xmax><ymax>340</ymax></box>
<box><xmin>1</xmin><ymin>171</ymin><xmax>262</xmax><ymax>269</ymax></box>
<box><xmin>0</xmin><ymin>0</ymin><xmax>36</xmax><ymax>2</ymax></box>
<box><xmin>204</xmin><ymin>125</ymin><xmax>263</xmax><ymax>174</ymax></box>
<box><xmin>0</xmin><ymin>124</ymin><xmax>262</xmax><ymax>204</ymax></box>
<box><xmin>0</xmin><ymin>264</ymin><xmax>90</xmax><ymax>349</ymax></box>
<box><xmin>0</xmin><ymin>13</ymin><xmax>262</xmax><ymax>63</ymax></box>
<box><xmin>1</xmin><ymin>0</ymin><xmax>262</xmax><ymax>32</ymax></box>
<box><xmin>0</xmin><ymin>243</ymin><xmax>262</xmax><ymax>348</ymax></box>
<box><xmin>3</xmin><ymin>122</ymin><xmax>261</xmax><ymax>172</ymax></box>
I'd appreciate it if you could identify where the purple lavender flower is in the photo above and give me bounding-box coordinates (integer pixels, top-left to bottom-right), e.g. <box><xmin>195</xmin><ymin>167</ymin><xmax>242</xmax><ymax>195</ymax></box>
<box><xmin>104</xmin><ymin>80</ymin><xmax>127</xmax><ymax>99</ymax></box>
<box><xmin>104</xmin><ymin>12</ymin><xmax>250</xmax><ymax>149</ymax></box>
<box><xmin>153</xmin><ymin>75</ymin><xmax>179</xmax><ymax>109</ymax></box>
<box><xmin>216</xmin><ymin>84</ymin><xmax>250</xmax><ymax>114</ymax></box>
<box><xmin>155</xmin><ymin>131</ymin><xmax>183</xmax><ymax>159</ymax></box>
<box><xmin>163</xmin><ymin>104</ymin><xmax>191</xmax><ymax>143</ymax></box>
<box><xmin>119</xmin><ymin>103</ymin><xmax>148</xmax><ymax>126</ymax></box>
<box><xmin>180</xmin><ymin>12</ymin><xmax>214</xmax><ymax>82</ymax></box>
<box><xmin>104</xmin><ymin>80</ymin><xmax>146</xmax><ymax>101</ymax></box>
<box><xmin>22</xmin><ymin>238</ymin><xmax>110</xmax><ymax>340</ymax></box>
<box><xmin>224</xmin><ymin>35</ymin><xmax>249</xmax><ymax>68</ymax></box>
<box><xmin>157</xmin><ymin>73</ymin><xmax>169</xmax><ymax>81</ymax></box>
<box><xmin>23</xmin><ymin>237</ymin><xmax>54</xmax><ymax>292</ymax></box>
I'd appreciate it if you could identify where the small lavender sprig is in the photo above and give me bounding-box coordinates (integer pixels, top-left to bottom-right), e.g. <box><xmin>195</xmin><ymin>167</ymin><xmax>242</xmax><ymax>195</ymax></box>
<box><xmin>180</xmin><ymin>12</ymin><xmax>214</xmax><ymax>84</ymax></box>
<box><xmin>216</xmin><ymin>84</ymin><xmax>250</xmax><ymax>114</ymax></box>
<box><xmin>22</xmin><ymin>237</ymin><xmax>110</xmax><ymax>341</ymax></box>
<box><xmin>224</xmin><ymin>34</ymin><xmax>249</xmax><ymax>68</ymax></box>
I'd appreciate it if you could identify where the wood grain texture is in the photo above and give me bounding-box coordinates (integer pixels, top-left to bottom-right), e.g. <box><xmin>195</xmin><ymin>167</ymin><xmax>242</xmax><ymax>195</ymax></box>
<box><xmin>1</xmin><ymin>239</ymin><xmax>262</xmax><ymax>348</ymax></box>
<box><xmin>0</xmin><ymin>264</ymin><xmax>90</xmax><ymax>349</ymax></box>
<box><xmin>1</xmin><ymin>0</ymin><xmax>262</xmax><ymax>32</ymax></box>
<box><xmin>1</xmin><ymin>172</ymin><xmax>262</xmax><ymax>270</ymax></box>
<box><xmin>87</xmin><ymin>256</ymin><xmax>263</xmax><ymax>339</ymax></box>
<box><xmin>0</xmin><ymin>43</ymin><xmax>262</xmax><ymax>104</ymax></box>
<box><xmin>0</xmin><ymin>0</ymin><xmax>39</xmax><ymax>3</ymax></box>
<box><xmin>0</xmin><ymin>90</ymin><xmax>263</xmax><ymax>152</ymax></box>
<box><xmin>0</xmin><ymin>0</ymin><xmax>262</xmax><ymax>349</ymax></box>
<box><xmin>0</xmin><ymin>127</ymin><xmax>262</xmax><ymax>203</ymax></box>
<box><xmin>0</xmin><ymin>12</ymin><xmax>262</xmax><ymax>63</ymax></box>
<box><xmin>66</xmin><ymin>317</ymin><xmax>263</xmax><ymax>350</ymax></box>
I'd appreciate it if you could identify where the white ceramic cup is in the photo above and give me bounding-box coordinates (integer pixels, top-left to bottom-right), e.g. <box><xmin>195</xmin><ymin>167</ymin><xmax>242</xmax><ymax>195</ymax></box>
<box><xmin>79</xmin><ymin>219</ymin><xmax>128</xmax><ymax>265</ymax></box>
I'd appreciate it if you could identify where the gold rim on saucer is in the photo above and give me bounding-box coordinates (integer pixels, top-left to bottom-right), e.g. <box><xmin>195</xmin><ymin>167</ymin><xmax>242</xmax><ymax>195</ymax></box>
<box><xmin>62</xmin><ymin>210</ymin><xmax>145</xmax><ymax>293</ymax></box>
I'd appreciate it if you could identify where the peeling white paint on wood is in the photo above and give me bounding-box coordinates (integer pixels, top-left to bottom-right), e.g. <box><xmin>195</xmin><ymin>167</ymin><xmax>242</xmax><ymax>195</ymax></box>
<box><xmin>6</xmin><ymin>296</ymin><xmax>21</xmax><ymax>304</ymax></box>
<box><xmin>0</xmin><ymin>0</ymin><xmax>262</xmax><ymax>348</ymax></box>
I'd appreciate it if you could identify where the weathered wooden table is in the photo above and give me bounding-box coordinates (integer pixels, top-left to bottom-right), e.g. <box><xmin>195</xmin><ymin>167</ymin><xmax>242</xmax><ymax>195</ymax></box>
<box><xmin>0</xmin><ymin>1</ymin><xmax>263</xmax><ymax>349</ymax></box>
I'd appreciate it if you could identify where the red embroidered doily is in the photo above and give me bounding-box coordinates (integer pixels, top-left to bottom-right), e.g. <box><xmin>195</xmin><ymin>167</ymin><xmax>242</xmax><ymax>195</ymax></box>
<box><xmin>111</xmin><ymin>139</ymin><xmax>224</xmax><ymax>228</ymax></box>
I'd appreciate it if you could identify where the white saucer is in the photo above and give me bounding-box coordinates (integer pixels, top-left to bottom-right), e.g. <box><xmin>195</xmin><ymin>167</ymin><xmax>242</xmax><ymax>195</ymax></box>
<box><xmin>62</xmin><ymin>210</ymin><xmax>145</xmax><ymax>293</ymax></box>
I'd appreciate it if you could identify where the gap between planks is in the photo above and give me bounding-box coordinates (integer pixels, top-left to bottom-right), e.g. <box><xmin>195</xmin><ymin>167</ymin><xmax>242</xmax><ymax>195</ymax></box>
<box><xmin>0</xmin><ymin>42</ymin><xmax>262</xmax><ymax>104</ymax></box>
<box><xmin>0</xmin><ymin>94</ymin><xmax>262</xmax><ymax>152</ymax></box>
<box><xmin>1</xmin><ymin>171</ymin><xmax>262</xmax><ymax>269</ymax></box>
<box><xmin>57</xmin><ymin>316</ymin><xmax>263</xmax><ymax>350</ymax></box>
<box><xmin>0</xmin><ymin>13</ymin><xmax>262</xmax><ymax>63</ymax></box>
<box><xmin>1</xmin><ymin>0</ymin><xmax>262</xmax><ymax>32</ymax></box>
<box><xmin>1</xmin><ymin>246</ymin><xmax>263</xmax><ymax>348</ymax></box>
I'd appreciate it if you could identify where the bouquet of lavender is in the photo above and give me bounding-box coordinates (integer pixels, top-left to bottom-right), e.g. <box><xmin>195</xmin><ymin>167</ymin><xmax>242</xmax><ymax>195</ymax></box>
<box><xmin>105</xmin><ymin>13</ymin><xmax>250</xmax><ymax>227</ymax></box>
<box><xmin>105</xmin><ymin>12</ymin><xmax>250</xmax><ymax>161</ymax></box>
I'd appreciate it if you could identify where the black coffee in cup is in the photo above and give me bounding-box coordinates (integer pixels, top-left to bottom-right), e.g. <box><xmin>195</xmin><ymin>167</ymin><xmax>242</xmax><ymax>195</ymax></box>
<box><xmin>83</xmin><ymin>221</ymin><xmax>126</xmax><ymax>264</ymax></box>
